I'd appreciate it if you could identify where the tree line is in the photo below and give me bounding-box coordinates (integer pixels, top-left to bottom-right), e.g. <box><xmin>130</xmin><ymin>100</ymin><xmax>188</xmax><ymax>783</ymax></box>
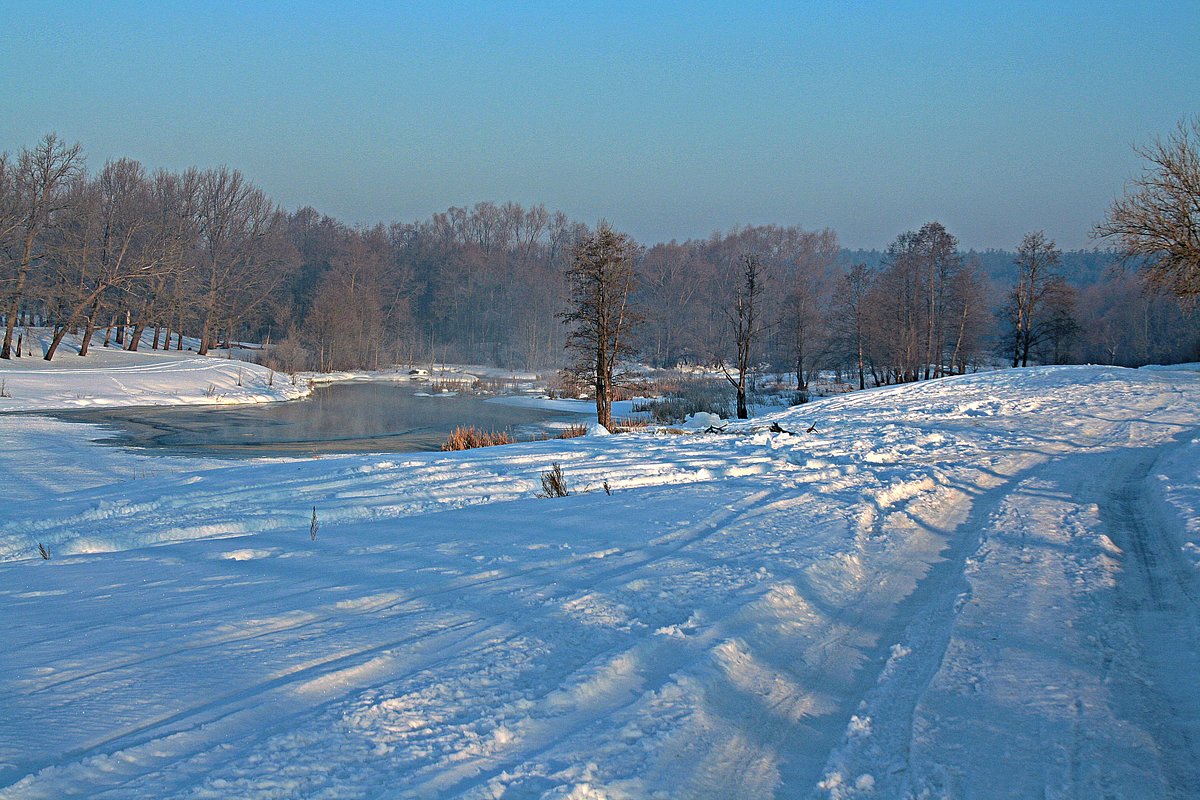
<box><xmin>1</xmin><ymin>133</ymin><xmax>1196</xmax><ymax>389</ymax></box>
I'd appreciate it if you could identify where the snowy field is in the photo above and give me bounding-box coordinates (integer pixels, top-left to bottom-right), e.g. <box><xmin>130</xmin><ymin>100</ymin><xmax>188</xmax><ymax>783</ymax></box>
<box><xmin>1</xmin><ymin>361</ymin><xmax>1199</xmax><ymax>798</ymax></box>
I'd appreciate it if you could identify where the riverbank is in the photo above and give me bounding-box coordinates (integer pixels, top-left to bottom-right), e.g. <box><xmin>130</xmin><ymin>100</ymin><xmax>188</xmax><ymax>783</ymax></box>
<box><xmin>0</xmin><ymin>329</ymin><xmax>563</xmax><ymax>415</ymax></box>
<box><xmin>0</xmin><ymin>329</ymin><xmax>308</xmax><ymax>411</ymax></box>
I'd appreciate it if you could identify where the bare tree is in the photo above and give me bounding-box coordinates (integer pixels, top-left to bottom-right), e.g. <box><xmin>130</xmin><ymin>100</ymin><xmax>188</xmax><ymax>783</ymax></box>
<box><xmin>911</xmin><ymin>222</ymin><xmax>961</xmax><ymax>379</ymax></box>
<box><xmin>777</xmin><ymin>229</ymin><xmax>838</xmax><ymax>396</ymax></box>
<box><xmin>1006</xmin><ymin>231</ymin><xmax>1063</xmax><ymax>367</ymax></box>
<box><xmin>867</xmin><ymin>223</ymin><xmax>964</xmax><ymax>383</ymax></box>
<box><xmin>194</xmin><ymin>167</ymin><xmax>290</xmax><ymax>355</ymax></box>
<box><xmin>1096</xmin><ymin>117</ymin><xmax>1200</xmax><ymax>302</ymax></box>
<box><xmin>832</xmin><ymin>263</ymin><xmax>873</xmax><ymax>390</ymax></box>
<box><xmin>42</xmin><ymin>159</ymin><xmax>169</xmax><ymax>360</ymax></box>
<box><xmin>945</xmin><ymin>255</ymin><xmax>989</xmax><ymax>374</ymax></box>
<box><xmin>2</xmin><ymin>134</ymin><xmax>84</xmax><ymax>359</ymax></box>
<box><xmin>561</xmin><ymin>222</ymin><xmax>638</xmax><ymax>429</ymax></box>
<box><xmin>0</xmin><ymin>155</ymin><xmax>22</xmax><ymax>265</ymax></box>
<box><xmin>723</xmin><ymin>252</ymin><xmax>767</xmax><ymax>419</ymax></box>
<box><xmin>305</xmin><ymin>231</ymin><xmax>388</xmax><ymax>371</ymax></box>
<box><xmin>781</xmin><ymin>265</ymin><xmax>826</xmax><ymax>396</ymax></box>
<box><xmin>872</xmin><ymin>231</ymin><xmax>924</xmax><ymax>383</ymax></box>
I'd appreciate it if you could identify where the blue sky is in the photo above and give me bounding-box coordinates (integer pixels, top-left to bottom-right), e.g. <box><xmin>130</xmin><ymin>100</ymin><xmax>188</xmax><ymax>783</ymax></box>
<box><xmin>2</xmin><ymin>1</ymin><xmax>1196</xmax><ymax>249</ymax></box>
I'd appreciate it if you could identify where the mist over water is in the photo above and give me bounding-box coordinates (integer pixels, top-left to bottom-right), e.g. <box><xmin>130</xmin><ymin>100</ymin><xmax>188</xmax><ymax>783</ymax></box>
<box><xmin>47</xmin><ymin>383</ymin><xmax>577</xmax><ymax>457</ymax></box>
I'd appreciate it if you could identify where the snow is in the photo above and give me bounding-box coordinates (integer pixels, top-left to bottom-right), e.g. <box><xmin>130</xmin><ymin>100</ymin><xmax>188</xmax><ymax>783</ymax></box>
<box><xmin>0</xmin><ymin>330</ymin><xmax>308</xmax><ymax>411</ymax></box>
<box><xmin>0</xmin><ymin>330</ymin><xmax>553</xmax><ymax>413</ymax></box>
<box><xmin>681</xmin><ymin>411</ymin><xmax>726</xmax><ymax>429</ymax></box>
<box><xmin>487</xmin><ymin>395</ymin><xmax>642</xmax><ymax>419</ymax></box>
<box><xmin>2</xmin><ymin>362</ymin><xmax>1200</xmax><ymax>797</ymax></box>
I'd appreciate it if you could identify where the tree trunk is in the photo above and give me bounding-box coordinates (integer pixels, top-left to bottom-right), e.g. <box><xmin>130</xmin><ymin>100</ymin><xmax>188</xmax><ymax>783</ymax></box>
<box><xmin>79</xmin><ymin>302</ymin><xmax>99</xmax><ymax>357</ymax></box>
<box><xmin>198</xmin><ymin>311</ymin><xmax>212</xmax><ymax>355</ymax></box>
<box><xmin>1</xmin><ymin>228</ymin><xmax>37</xmax><ymax>359</ymax></box>
<box><xmin>128</xmin><ymin>321</ymin><xmax>146</xmax><ymax>351</ymax></box>
<box><xmin>46</xmin><ymin>286</ymin><xmax>113</xmax><ymax>361</ymax></box>
<box><xmin>594</xmin><ymin>345</ymin><xmax>611</xmax><ymax>429</ymax></box>
<box><xmin>857</xmin><ymin>337</ymin><xmax>866</xmax><ymax>391</ymax></box>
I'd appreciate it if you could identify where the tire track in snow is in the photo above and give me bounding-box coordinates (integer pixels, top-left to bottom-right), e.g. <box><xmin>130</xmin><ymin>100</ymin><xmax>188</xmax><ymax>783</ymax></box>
<box><xmin>1096</xmin><ymin>433</ymin><xmax>1200</xmax><ymax>797</ymax></box>
<box><xmin>403</xmin><ymin>487</ymin><xmax>798</xmax><ymax>798</ymax></box>
<box><xmin>815</xmin><ymin>417</ymin><xmax>1200</xmax><ymax>798</ymax></box>
<box><xmin>0</xmin><ymin>615</ymin><xmax>489</xmax><ymax>793</ymax></box>
<box><xmin>2</xmin><ymin>484</ymin><xmax>792</xmax><ymax>797</ymax></box>
<box><xmin>808</xmin><ymin>452</ymin><xmax>1042</xmax><ymax>797</ymax></box>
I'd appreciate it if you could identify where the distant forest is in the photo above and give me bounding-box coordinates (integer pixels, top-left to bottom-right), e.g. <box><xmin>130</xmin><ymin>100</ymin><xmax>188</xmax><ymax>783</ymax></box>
<box><xmin>2</xmin><ymin>135</ymin><xmax>1197</xmax><ymax>378</ymax></box>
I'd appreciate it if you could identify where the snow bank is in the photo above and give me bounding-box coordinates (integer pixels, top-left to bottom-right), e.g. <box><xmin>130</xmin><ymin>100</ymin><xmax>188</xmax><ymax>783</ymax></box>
<box><xmin>487</xmin><ymin>396</ymin><xmax>640</xmax><ymax>418</ymax></box>
<box><xmin>1149</xmin><ymin>433</ymin><xmax>1200</xmax><ymax>572</ymax></box>
<box><xmin>682</xmin><ymin>411</ymin><xmax>725</xmax><ymax>429</ymax></box>
<box><xmin>0</xmin><ymin>329</ymin><xmax>308</xmax><ymax>411</ymax></box>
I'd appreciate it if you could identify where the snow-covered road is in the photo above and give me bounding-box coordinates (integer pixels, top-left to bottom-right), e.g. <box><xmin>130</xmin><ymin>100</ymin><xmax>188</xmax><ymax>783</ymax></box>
<box><xmin>1</xmin><ymin>366</ymin><xmax>1198</xmax><ymax>798</ymax></box>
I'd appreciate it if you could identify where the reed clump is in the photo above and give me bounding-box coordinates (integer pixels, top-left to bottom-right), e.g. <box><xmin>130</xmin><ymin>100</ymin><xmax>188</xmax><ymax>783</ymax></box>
<box><xmin>441</xmin><ymin>426</ymin><xmax>515</xmax><ymax>451</ymax></box>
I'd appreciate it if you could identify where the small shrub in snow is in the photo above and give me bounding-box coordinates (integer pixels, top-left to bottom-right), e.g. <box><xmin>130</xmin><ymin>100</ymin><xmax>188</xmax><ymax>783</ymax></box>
<box><xmin>37</xmin><ymin>542</ymin><xmax>50</xmax><ymax>560</ymax></box>
<box><xmin>310</xmin><ymin>507</ymin><xmax>319</xmax><ymax>541</ymax></box>
<box><xmin>538</xmin><ymin>463</ymin><xmax>570</xmax><ymax>498</ymax></box>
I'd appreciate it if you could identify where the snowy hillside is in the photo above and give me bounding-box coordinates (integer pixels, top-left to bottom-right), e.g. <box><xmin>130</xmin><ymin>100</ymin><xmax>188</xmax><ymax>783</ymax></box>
<box><xmin>1</xmin><ymin>365</ymin><xmax>1198</xmax><ymax>798</ymax></box>
<box><xmin>0</xmin><ymin>331</ymin><xmax>308</xmax><ymax>411</ymax></box>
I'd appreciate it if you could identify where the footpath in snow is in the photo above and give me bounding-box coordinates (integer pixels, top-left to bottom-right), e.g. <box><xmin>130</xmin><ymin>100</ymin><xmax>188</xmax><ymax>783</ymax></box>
<box><xmin>1</xmin><ymin>364</ymin><xmax>1199</xmax><ymax>798</ymax></box>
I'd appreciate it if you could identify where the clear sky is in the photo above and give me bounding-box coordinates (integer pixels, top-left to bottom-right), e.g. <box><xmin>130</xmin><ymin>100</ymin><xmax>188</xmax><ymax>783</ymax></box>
<box><xmin>2</xmin><ymin>1</ymin><xmax>1196</xmax><ymax>250</ymax></box>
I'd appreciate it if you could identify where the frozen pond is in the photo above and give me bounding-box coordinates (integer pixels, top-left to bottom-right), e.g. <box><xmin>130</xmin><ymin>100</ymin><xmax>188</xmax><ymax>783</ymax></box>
<box><xmin>45</xmin><ymin>382</ymin><xmax>580</xmax><ymax>457</ymax></box>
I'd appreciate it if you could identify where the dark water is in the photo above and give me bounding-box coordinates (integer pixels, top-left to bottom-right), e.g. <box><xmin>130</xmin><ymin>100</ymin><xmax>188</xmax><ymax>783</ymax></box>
<box><xmin>46</xmin><ymin>382</ymin><xmax>578</xmax><ymax>457</ymax></box>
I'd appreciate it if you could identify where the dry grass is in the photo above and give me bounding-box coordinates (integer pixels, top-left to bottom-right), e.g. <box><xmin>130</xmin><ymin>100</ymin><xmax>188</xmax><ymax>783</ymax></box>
<box><xmin>612</xmin><ymin>416</ymin><xmax>652</xmax><ymax>433</ymax></box>
<box><xmin>558</xmin><ymin>424</ymin><xmax>588</xmax><ymax>439</ymax></box>
<box><xmin>441</xmin><ymin>426</ymin><xmax>515</xmax><ymax>451</ymax></box>
<box><xmin>427</xmin><ymin>378</ymin><xmax>468</xmax><ymax>394</ymax></box>
<box><xmin>631</xmin><ymin>374</ymin><xmax>732</xmax><ymax>423</ymax></box>
<box><xmin>532</xmin><ymin>423</ymin><xmax>588</xmax><ymax>442</ymax></box>
<box><xmin>472</xmin><ymin>376</ymin><xmax>530</xmax><ymax>395</ymax></box>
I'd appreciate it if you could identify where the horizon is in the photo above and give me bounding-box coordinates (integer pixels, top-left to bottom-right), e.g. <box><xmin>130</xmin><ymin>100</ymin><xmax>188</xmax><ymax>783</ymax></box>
<box><xmin>2</xmin><ymin>1</ymin><xmax>1195</xmax><ymax>251</ymax></box>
